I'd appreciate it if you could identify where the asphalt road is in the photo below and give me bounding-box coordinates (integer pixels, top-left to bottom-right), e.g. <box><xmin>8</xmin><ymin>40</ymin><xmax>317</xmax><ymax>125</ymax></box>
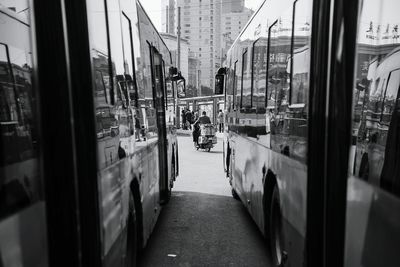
<box><xmin>139</xmin><ymin>135</ymin><xmax>271</xmax><ymax>267</ymax></box>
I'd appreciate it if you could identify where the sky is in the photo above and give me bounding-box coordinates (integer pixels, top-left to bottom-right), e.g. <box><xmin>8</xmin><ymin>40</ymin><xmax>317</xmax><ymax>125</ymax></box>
<box><xmin>140</xmin><ymin>0</ymin><xmax>265</xmax><ymax>31</ymax></box>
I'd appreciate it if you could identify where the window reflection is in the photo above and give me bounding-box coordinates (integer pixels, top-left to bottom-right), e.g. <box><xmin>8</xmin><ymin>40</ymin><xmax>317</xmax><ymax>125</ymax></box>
<box><xmin>351</xmin><ymin>0</ymin><xmax>400</xmax><ymax>196</ymax></box>
<box><xmin>252</xmin><ymin>38</ymin><xmax>268</xmax><ymax>111</ymax></box>
<box><xmin>0</xmin><ymin>1</ymin><xmax>42</xmax><ymax>217</ymax></box>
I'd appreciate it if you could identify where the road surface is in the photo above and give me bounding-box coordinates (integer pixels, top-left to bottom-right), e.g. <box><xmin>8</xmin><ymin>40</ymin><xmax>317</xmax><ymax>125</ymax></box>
<box><xmin>139</xmin><ymin>135</ymin><xmax>271</xmax><ymax>267</ymax></box>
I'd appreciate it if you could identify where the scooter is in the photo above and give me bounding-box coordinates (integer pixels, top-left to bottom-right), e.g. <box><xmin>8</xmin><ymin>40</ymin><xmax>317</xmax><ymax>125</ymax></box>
<box><xmin>194</xmin><ymin>124</ymin><xmax>217</xmax><ymax>152</ymax></box>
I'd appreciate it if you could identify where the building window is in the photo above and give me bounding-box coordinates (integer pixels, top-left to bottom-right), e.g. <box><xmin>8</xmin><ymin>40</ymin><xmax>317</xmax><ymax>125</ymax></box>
<box><xmin>226</xmin><ymin>17</ymin><xmax>231</xmax><ymax>20</ymax></box>
<box><xmin>185</xmin><ymin>24</ymin><xmax>190</xmax><ymax>27</ymax></box>
<box><xmin>184</xmin><ymin>30</ymin><xmax>190</xmax><ymax>33</ymax></box>
<box><xmin>199</xmin><ymin>17</ymin><xmax>202</xmax><ymax>20</ymax></box>
<box><xmin>199</xmin><ymin>48</ymin><xmax>201</xmax><ymax>51</ymax></box>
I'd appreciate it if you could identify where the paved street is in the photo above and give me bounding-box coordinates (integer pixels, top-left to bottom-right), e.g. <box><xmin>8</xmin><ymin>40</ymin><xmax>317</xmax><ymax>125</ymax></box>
<box><xmin>139</xmin><ymin>135</ymin><xmax>271</xmax><ymax>267</ymax></box>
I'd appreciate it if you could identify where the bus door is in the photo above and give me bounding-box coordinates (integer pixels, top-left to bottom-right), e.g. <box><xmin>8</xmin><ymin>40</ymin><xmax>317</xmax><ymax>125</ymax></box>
<box><xmin>149</xmin><ymin>47</ymin><xmax>169</xmax><ymax>204</ymax></box>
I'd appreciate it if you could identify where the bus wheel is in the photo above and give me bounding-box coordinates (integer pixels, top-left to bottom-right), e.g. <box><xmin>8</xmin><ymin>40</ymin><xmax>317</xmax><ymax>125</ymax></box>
<box><xmin>126</xmin><ymin>192</ymin><xmax>138</xmax><ymax>267</ymax></box>
<box><xmin>231</xmin><ymin>188</ymin><xmax>240</xmax><ymax>200</ymax></box>
<box><xmin>270</xmin><ymin>186</ymin><xmax>287</xmax><ymax>266</ymax></box>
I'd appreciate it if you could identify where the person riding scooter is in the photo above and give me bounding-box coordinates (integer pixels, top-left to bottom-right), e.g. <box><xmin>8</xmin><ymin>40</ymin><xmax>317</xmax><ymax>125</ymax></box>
<box><xmin>193</xmin><ymin>111</ymin><xmax>211</xmax><ymax>145</ymax></box>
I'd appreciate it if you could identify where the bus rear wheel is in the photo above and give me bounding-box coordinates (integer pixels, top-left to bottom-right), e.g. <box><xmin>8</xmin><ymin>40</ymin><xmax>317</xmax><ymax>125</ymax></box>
<box><xmin>270</xmin><ymin>186</ymin><xmax>287</xmax><ymax>267</ymax></box>
<box><xmin>126</xmin><ymin>192</ymin><xmax>138</xmax><ymax>266</ymax></box>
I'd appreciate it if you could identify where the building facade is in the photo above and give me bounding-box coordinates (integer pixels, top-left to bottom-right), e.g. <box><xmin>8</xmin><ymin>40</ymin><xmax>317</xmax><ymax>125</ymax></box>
<box><xmin>161</xmin><ymin>0</ymin><xmax>253</xmax><ymax>95</ymax></box>
<box><xmin>221</xmin><ymin>8</ymin><xmax>254</xmax><ymax>63</ymax></box>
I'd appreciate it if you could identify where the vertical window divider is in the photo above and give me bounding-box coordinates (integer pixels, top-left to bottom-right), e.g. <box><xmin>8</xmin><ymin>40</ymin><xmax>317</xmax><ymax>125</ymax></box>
<box><xmin>265</xmin><ymin>20</ymin><xmax>278</xmax><ymax>107</ymax></box>
<box><xmin>122</xmin><ymin>10</ymin><xmax>139</xmax><ymax>109</ymax></box>
<box><xmin>104</xmin><ymin>0</ymin><xmax>114</xmax><ymax>105</ymax></box>
<box><xmin>251</xmin><ymin>39</ymin><xmax>259</xmax><ymax>110</ymax></box>
<box><xmin>289</xmin><ymin>1</ymin><xmax>298</xmax><ymax>106</ymax></box>
<box><xmin>233</xmin><ymin>60</ymin><xmax>238</xmax><ymax>110</ymax></box>
<box><xmin>240</xmin><ymin>48</ymin><xmax>247</xmax><ymax>109</ymax></box>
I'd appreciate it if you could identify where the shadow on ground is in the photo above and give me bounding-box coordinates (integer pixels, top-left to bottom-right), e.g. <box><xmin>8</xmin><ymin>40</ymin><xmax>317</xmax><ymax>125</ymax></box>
<box><xmin>139</xmin><ymin>191</ymin><xmax>271</xmax><ymax>267</ymax></box>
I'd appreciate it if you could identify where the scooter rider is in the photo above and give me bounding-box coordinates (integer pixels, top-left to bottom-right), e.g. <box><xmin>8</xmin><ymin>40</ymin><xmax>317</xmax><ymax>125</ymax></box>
<box><xmin>193</xmin><ymin>111</ymin><xmax>211</xmax><ymax>145</ymax></box>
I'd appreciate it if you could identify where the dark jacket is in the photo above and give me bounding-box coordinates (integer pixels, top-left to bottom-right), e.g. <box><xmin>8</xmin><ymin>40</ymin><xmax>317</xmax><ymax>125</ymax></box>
<box><xmin>185</xmin><ymin>111</ymin><xmax>193</xmax><ymax>123</ymax></box>
<box><xmin>195</xmin><ymin>115</ymin><xmax>211</xmax><ymax>125</ymax></box>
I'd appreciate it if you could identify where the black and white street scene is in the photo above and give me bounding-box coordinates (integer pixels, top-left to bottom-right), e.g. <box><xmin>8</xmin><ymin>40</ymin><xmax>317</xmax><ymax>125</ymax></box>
<box><xmin>1</xmin><ymin>0</ymin><xmax>400</xmax><ymax>266</ymax></box>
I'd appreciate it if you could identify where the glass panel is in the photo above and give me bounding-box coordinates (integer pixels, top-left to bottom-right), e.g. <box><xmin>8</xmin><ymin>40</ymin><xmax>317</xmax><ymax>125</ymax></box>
<box><xmin>0</xmin><ymin>0</ymin><xmax>43</xmax><ymax>218</ymax></box>
<box><xmin>346</xmin><ymin>0</ymin><xmax>400</xmax><ymax>266</ymax></box>
<box><xmin>252</xmin><ymin>38</ymin><xmax>268</xmax><ymax>111</ymax></box>
<box><xmin>241</xmin><ymin>49</ymin><xmax>251</xmax><ymax>108</ymax></box>
<box><xmin>268</xmin><ymin>7</ymin><xmax>293</xmax><ymax>155</ymax></box>
<box><xmin>285</xmin><ymin>0</ymin><xmax>313</xmax><ymax>163</ymax></box>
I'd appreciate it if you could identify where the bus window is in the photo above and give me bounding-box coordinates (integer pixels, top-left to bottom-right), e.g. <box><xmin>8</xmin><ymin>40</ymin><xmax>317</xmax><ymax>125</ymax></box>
<box><xmin>241</xmin><ymin>48</ymin><xmax>251</xmax><ymax>109</ymax></box>
<box><xmin>252</xmin><ymin>38</ymin><xmax>268</xmax><ymax>111</ymax></box>
<box><xmin>285</xmin><ymin>0</ymin><xmax>313</xmax><ymax>163</ymax></box>
<box><xmin>346</xmin><ymin>0</ymin><xmax>400</xmax><ymax>266</ymax></box>
<box><xmin>267</xmin><ymin>7</ymin><xmax>293</xmax><ymax>156</ymax></box>
<box><xmin>0</xmin><ymin>2</ymin><xmax>48</xmax><ymax>265</ymax></box>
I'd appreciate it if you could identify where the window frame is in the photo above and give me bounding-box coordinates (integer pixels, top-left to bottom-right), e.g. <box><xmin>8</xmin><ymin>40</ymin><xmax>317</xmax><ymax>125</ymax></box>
<box><xmin>265</xmin><ymin>20</ymin><xmax>278</xmax><ymax>108</ymax></box>
<box><xmin>289</xmin><ymin>0</ymin><xmax>297</xmax><ymax>105</ymax></box>
<box><xmin>233</xmin><ymin>60</ymin><xmax>238</xmax><ymax>110</ymax></box>
<box><xmin>251</xmin><ymin>38</ymin><xmax>260</xmax><ymax>109</ymax></box>
<box><xmin>240</xmin><ymin>48</ymin><xmax>248</xmax><ymax>109</ymax></box>
<box><xmin>380</xmin><ymin>68</ymin><xmax>400</xmax><ymax>123</ymax></box>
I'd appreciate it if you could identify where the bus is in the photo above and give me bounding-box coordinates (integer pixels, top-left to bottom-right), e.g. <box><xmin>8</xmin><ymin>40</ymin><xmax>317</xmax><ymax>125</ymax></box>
<box><xmin>0</xmin><ymin>0</ymin><xmax>182</xmax><ymax>266</ymax></box>
<box><xmin>215</xmin><ymin>0</ymin><xmax>400</xmax><ymax>266</ymax></box>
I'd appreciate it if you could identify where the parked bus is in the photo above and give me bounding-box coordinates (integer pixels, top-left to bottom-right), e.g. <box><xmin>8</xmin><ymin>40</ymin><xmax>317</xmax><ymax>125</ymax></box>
<box><xmin>216</xmin><ymin>0</ymin><xmax>400</xmax><ymax>266</ymax></box>
<box><xmin>0</xmin><ymin>0</ymin><xmax>181</xmax><ymax>266</ymax></box>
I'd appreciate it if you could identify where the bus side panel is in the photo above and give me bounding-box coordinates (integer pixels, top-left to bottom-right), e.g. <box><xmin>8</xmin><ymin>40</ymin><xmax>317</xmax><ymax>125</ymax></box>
<box><xmin>230</xmin><ymin>126</ymin><xmax>307</xmax><ymax>265</ymax></box>
<box><xmin>345</xmin><ymin>177</ymin><xmax>400</xmax><ymax>267</ymax></box>
<box><xmin>0</xmin><ymin>202</ymin><xmax>48</xmax><ymax>267</ymax></box>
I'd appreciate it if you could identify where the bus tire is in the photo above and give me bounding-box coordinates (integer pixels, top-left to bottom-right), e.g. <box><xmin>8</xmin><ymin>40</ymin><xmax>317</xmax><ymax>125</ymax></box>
<box><xmin>231</xmin><ymin>188</ymin><xmax>240</xmax><ymax>200</ymax></box>
<box><xmin>126</xmin><ymin>192</ymin><xmax>138</xmax><ymax>267</ymax></box>
<box><xmin>270</xmin><ymin>186</ymin><xmax>287</xmax><ymax>267</ymax></box>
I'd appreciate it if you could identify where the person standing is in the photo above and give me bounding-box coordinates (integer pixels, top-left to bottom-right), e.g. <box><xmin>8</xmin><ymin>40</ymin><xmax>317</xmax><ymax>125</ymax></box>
<box><xmin>185</xmin><ymin>109</ymin><xmax>193</xmax><ymax>130</ymax></box>
<box><xmin>217</xmin><ymin>109</ymin><xmax>224</xmax><ymax>133</ymax></box>
<box><xmin>194</xmin><ymin>109</ymin><xmax>199</xmax><ymax>122</ymax></box>
<box><xmin>181</xmin><ymin>109</ymin><xmax>187</xmax><ymax>129</ymax></box>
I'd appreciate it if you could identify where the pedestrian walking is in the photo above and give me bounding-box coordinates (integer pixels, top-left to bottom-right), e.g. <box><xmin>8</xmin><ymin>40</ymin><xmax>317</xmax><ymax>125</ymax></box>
<box><xmin>217</xmin><ymin>109</ymin><xmax>224</xmax><ymax>133</ymax></box>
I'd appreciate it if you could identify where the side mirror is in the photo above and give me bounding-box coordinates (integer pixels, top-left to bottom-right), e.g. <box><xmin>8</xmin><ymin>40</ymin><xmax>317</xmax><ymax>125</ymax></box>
<box><xmin>177</xmin><ymin>78</ymin><xmax>186</xmax><ymax>98</ymax></box>
<box><xmin>356</xmin><ymin>78</ymin><xmax>370</xmax><ymax>91</ymax></box>
<box><xmin>215</xmin><ymin>74</ymin><xmax>224</xmax><ymax>95</ymax></box>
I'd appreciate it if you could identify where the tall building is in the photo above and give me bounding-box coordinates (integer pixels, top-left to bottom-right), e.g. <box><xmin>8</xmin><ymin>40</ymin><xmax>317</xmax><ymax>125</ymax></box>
<box><xmin>221</xmin><ymin>7</ymin><xmax>254</xmax><ymax>63</ymax></box>
<box><xmin>161</xmin><ymin>0</ymin><xmax>176</xmax><ymax>34</ymax></box>
<box><xmin>161</xmin><ymin>0</ymin><xmax>253</xmax><ymax>95</ymax></box>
